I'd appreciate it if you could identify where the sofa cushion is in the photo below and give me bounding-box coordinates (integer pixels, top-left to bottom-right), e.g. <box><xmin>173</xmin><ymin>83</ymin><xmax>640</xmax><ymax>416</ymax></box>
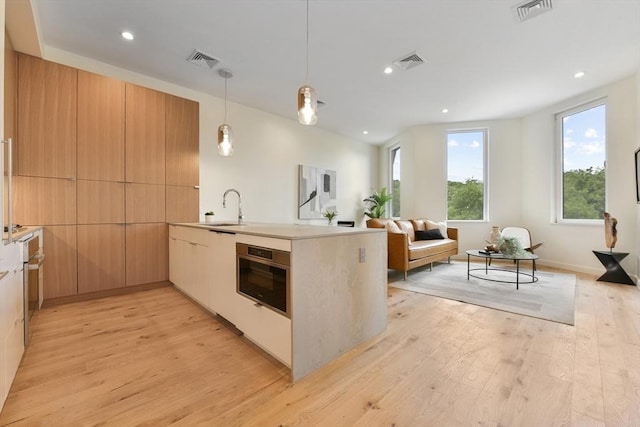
<box><xmin>425</xmin><ymin>220</ymin><xmax>447</xmax><ymax>237</ymax></box>
<box><xmin>385</xmin><ymin>220</ymin><xmax>402</xmax><ymax>233</ymax></box>
<box><xmin>395</xmin><ymin>220</ymin><xmax>415</xmax><ymax>243</ymax></box>
<box><xmin>415</xmin><ymin>228</ymin><xmax>445</xmax><ymax>240</ymax></box>
<box><xmin>408</xmin><ymin>239</ymin><xmax>457</xmax><ymax>261</ymax></box>
<box><xmin>410</xmin><ymin>219</ymin><xmax>428</xmax><ymax>231</ymax></box>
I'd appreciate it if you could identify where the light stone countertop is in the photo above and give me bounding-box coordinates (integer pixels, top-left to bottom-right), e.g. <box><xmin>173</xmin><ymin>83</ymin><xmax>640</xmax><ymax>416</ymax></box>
<box><xmin>170</xmin><ymin>222</ymin><xmax>385</xmax><ymax>240</ymax></box>
<box><xmin>3</xmin><ymin>226</ymin><xmax>43</xmax><ymax>244</ymax></box>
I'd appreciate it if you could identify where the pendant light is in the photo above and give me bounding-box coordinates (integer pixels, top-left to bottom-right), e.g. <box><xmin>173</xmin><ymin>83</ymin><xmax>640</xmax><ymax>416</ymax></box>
<box><xmin>297</xmin><ymin>0</ymin><xmax>317</xmax><ymax>125</ymax></box>
<box><xmin>218</xmin><ymin>69</ymin><xmax>234</xmax><ymax>156</ymax></box>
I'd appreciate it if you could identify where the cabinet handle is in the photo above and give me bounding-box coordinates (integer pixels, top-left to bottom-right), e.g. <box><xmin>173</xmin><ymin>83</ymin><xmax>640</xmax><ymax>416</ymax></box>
<box><xmin>254</xmin><ymin>302</ymin><xmax>263</xmax><ymax>308</ymax></box>
<box><xmin>193</xmin><ymin>186</ymin><xmax>200</xmax><ymax>189</ymax></box>
<box><xmin>190</xmin><ymin>242</ymin><xmax>197</xmax><ymax>246</ymax></box>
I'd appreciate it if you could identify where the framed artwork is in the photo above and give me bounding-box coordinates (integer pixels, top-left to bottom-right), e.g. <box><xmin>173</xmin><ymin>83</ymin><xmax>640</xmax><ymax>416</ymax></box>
<box><xmin>298</xmin><ymin>165</ymin><xmax>337</xmax><ymax>219</ymax></box>
<box><xmin>635</xmin><ymin>148</ymin><xmax>640</xmax><ymax>203</ymax></box>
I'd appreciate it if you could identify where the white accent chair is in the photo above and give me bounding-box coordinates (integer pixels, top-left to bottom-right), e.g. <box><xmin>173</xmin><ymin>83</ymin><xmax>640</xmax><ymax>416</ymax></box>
<box><xmin>499</xmin><ymin>226</ymin><xmax>543</xmax><ymax>269</ymax></box>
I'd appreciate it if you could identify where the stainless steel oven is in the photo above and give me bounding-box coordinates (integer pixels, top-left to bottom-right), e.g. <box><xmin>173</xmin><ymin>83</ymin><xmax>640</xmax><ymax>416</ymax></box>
<box><xmin>22</xmin><ymin>232</ymin><xmax>44</xmax><ymax>346</ymax></box>
<box><xmin>236</xmin><ymin>243</ymin><xmax>290</xmax><ymax>318</ymax></box>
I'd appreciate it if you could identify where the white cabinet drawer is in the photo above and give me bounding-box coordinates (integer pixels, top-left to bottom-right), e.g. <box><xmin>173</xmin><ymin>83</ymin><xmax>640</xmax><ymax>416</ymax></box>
<box><xmin>169</xmin><ymin>225</ymin><xmax>212</xmax><ymax>246</ymax></box>
<box><xmin>234</xmin><ymin>293</ymin><xmax>292</xmax><ymax>366</ymax></box>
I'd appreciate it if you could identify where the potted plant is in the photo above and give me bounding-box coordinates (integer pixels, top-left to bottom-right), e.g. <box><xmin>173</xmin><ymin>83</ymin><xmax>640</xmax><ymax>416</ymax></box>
<box><xmin>322</xmin><ymin>209</ymin><xmax>338</xmax><ymax>225</ymax></box>
<box><xmin>363</xmin><ymin>187</ymin><xmax>393</xmax><ymax>220</ymax></box>
<box><xmin>204</xmin><ymin>211</ymin><xmax>215</xmax><ymax>224</ymax></box>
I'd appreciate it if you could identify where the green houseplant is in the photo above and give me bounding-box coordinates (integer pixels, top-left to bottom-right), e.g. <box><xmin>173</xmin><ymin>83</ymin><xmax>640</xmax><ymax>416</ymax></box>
<box><xmin>322</xmin><ymin>209</ymin><xmax>338</xmax><ymax>225</ymax></box>
<box><xmin>204</xmin><ymin>211</ymin><xmax>215</xmax><ymax>223</ymax></box>
<box><xmin>363</xmin><ymin>187</ymin><xmax>393</xmax><ymax>219</ymax></box>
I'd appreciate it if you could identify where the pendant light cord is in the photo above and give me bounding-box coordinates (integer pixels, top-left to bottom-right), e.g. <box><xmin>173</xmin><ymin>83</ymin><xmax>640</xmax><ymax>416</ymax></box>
<box><xmin>224</xmin><ymin>77</ymin><xmax>228</xmax><ymax>123</ymax></box>
<box><xmin>305</xmin><ymin>0</ymin><xmax>309</xmax><ymax>84</ymax></box>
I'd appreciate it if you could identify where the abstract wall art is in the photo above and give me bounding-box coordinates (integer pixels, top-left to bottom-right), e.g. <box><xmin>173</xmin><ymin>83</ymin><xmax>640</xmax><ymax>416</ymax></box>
<box><xmin>298</xmin><ymin>165</ymin><xmax>337</xmax><ymax>219</ymax></box>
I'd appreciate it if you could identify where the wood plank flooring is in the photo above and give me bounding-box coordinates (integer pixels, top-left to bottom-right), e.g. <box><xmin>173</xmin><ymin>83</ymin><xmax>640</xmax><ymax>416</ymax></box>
<box><xmin>1</xmin><ymin>268</ymin><xmax>639</xmax><ymax>426</ymax></box>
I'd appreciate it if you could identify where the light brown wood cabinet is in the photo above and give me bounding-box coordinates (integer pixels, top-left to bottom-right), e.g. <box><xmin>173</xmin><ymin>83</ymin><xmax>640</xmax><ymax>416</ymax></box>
<box><xmin>166</xmin><ymin>185</ymin><xmax>199</xmax><ymax>223</ymax></box>
<box><xmin>43</xmin><ymin>226</ymin><xmax>78</xmax><ymax>299</ymax></box>
<box><xmin>77</xmin><ymin>180</ymin><xmax>125</xmax><ymax>224</ymax></box>
<box><xmin>125</xmin><ymin>183</ymin><xmax>165</xmax><ymax>223</ymax></box>
<box><xmin>17</xmin><ymin>54</ymin><xmax>77</xmax><ymax>179</ymax></box>
<box><xmin>77</xmin><ymin>70</ymin><xmax>125</xmax><ymax>182</ymax></box>
<box><xmin>77</xmin><ymin>225</ymin><xmax>126</xmax><ymax>293</ymax></box>
<box><xmin>13</xmin><ymin>55</ymin><xmax>198</xmax><ymax>299</ymax></box>
<box><xmin>125</xmin><ymin>223</ymin><xmax>169</xmax><ymax>287</ymax></box>
<box><xmin>13</xmin><ymin>176</ymin><xmax>76</xmax><ymax>225</ymax></box>
<box><xmin>166</xmin><ymin>94</ymin><xmax>199</xmax><ymax>186</ymax></box>
<box><xmin>126</xmin><ymin>84</ymin><xmax>166</xmax><ymax>184</ymax></box>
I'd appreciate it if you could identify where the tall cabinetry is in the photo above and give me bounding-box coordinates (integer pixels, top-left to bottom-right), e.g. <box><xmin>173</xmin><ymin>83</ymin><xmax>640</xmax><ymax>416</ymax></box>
<box><xmin>12</xmin><ymin>54</ymin><xmax>199</xmax><ymax>300</ymax></box>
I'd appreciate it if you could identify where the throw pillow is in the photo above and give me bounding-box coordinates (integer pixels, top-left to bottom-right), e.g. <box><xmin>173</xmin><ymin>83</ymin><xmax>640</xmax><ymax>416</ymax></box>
<box><xmin>426</xmin><ymin>220</ymin><xmax>447</xmax><ymax>238</ymax></box>
<box><xmin>384</xmin><ymin>220</ymin><xmax>402</xmax><ymax>233</ymax></box>
<box><xmin>415</xmin><ymin>229</ymin><xmax>445</xmax><ymax>240</ymax></box>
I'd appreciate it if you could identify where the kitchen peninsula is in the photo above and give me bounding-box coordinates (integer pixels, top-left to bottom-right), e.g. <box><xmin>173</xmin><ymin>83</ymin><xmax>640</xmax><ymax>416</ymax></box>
<box><xmin>169</xmin><ymin>223</ymin><xmax>387</xmax><ymax>381</ymax></box>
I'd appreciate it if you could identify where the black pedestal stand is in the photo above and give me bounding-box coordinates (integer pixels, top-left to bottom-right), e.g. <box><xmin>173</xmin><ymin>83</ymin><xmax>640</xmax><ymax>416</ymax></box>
<box><xmin>592</xmin><ymin>250</ymin><xmax>635</xmax><ymax>285</ymax></box>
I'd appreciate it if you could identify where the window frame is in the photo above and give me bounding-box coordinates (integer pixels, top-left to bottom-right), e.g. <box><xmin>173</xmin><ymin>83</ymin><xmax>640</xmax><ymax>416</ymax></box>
<box><xmin>389</xmin><ymin>143</ymin><xmax>401</xmax><ymax>219</ymax></box>
<box><xmin>555</xmin><ymin>98</ymin><xmax>607</xmax><ymax>224</ymax></box>
<box><xmin>446</xmin><ymin>128</ymin><xmax>489</xmax><ymax>222</ymax></box>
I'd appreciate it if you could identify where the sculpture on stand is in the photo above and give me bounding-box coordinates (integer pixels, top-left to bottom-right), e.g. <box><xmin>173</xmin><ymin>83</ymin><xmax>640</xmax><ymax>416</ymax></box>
<box><xmin>592</xmin><ymin>212</ymin><xmax>634</xmax><ymax>285</ymax></box>
<box><xmin>603</xmin><ymin>212</ymin><xmax>617</xmax><ymax>251</ymax></box>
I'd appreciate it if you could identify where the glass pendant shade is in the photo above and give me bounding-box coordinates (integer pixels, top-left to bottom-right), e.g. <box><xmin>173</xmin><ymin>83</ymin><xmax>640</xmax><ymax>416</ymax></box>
<box><xmin>218</xmin><ymin>123</ymin><xmax>233</xmax><ymax>156</ymax></box>
<box><xmin>297</xmin><ymin>85</ymin><xmax>318</xmax><ymax>125</ymax></box>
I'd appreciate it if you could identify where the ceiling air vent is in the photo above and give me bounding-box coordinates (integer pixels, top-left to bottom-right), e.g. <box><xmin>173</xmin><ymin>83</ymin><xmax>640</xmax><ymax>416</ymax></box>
<box><xmin>187</xmin><ymin>49</ymin><xmax>219</xmax><ymax>69</ymax></box>
<box><xmin>392</xmin><ymin>51</ymin><xmax>425</xmax><ymax>71</ymax></box>
<box><xmin>514</xmin><ymin>0</ymin><xmax>552</xmax><ymax>22</ymax></box>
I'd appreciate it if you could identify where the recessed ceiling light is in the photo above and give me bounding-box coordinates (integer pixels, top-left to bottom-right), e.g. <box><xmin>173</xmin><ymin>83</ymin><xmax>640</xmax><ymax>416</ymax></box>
<box><xmin>384</xmin><ymin>67</ymin><xmax>393</xmax><ymax>74</ymax></box>
<box><xmin>121</xmin><ymin>31</ymin><xmax>134</xmax><ymax>41</ymax></box>
<box><xmin>574</xmin><ymin>71</ymin><xmax>585</xmax><ymax>78</ymax></box>
<box><xmin>362</xmin><ymin>130</ymin><xmax>369</xmax><ymax>135</ymax></box>
<box><xmin>442</xmin><ymin>108</ymin><xmax>449</xmax><ymax>113</ymax></box>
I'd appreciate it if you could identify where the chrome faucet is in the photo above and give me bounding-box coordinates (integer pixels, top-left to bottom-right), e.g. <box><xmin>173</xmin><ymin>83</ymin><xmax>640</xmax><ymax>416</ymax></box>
<box><xmin>223</xmin><ymin>188</ymin><xmax>244</xmax><ymax>225</ymax></box>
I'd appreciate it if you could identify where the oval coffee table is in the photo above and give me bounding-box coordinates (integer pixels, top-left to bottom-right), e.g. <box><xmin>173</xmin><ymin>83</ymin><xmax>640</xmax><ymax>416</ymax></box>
<box><xmin>466</xmin><ymin>249</ymin><xmax>539</xmax><ymax>290</ymax></box>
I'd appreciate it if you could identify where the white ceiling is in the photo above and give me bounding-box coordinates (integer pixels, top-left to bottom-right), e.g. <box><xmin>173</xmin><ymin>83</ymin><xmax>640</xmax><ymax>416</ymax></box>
<box><xmin>20</xmin><ymin>0</ymin><xmax>640</xmax><ymax>144</ymax></box>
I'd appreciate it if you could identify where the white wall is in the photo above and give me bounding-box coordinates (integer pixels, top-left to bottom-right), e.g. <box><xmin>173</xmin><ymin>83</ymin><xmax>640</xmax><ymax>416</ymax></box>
<box><xmin>522</xmin><ymin>75</ymin><xmax>638</xmax><ymax>275</ymax></box>
<box><xmin>381</xmin><ymin>119</ymin><xmax>522</xmax><ymax>259</ymax></box>
<box><xmin>42</xmin><ymin>47</ymin><xmax>379</xmax><ymax>227</ymax></box>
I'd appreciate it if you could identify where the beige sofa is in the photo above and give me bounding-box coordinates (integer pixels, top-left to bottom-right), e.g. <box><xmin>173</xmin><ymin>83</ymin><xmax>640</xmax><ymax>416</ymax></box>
<box><xmin>366</xmin><ymin>218</ymin><xmax>458</xmax><ymax>280</ymax></box>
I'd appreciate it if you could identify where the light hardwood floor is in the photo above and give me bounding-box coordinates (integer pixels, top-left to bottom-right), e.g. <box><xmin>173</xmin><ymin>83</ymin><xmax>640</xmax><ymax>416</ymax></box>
<box><xmin>1</xmin><ymin>268</ymin><xmax>639</xmax><ymax>426</ymax></box>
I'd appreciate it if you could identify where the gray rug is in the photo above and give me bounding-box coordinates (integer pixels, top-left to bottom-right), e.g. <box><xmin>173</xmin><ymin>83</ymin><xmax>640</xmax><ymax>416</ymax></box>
<box><xmin>389</xmin><ymin>261</ymin><xmax>576</xmax><ymax>325</ymax></box>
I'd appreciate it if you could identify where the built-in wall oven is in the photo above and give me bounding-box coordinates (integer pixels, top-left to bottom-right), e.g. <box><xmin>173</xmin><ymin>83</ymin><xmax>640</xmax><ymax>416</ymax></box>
<box><xmin>22</xmin><ymin>232</ymin><xmax>44</xmax><ymax>346</ymax></box>
<box><xmin>236</xmin><ymin>243</ymin><xmax>290</xmax><ymax>318</ymax></box>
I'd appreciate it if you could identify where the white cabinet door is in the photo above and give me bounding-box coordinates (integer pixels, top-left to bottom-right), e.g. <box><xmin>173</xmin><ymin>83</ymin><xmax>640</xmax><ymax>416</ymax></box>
<box><xmin>208</xmin><ymin>231</ymin><xmax>236</xmax><ymax>321</ymax></box>
<box><xmin>1</xmin><ymin>242</ymin><xmax>25</xmax><ymax>410</ymax></box>
<box><xmin>0</xmin><ymin>266</ymin><xmax>8</xmax><ymax>408</ymax></box>
<box><xmin>4</xmin><ymin>267</ymin><xmax>24</xmax><ymax>395</ymax></box>
<box><xmin>169</xmin><ymin>226</ymin><xmax>211</xmax><ymax>308</ymax></box>
<box><xmin>234</xmin><ymin>294</ymin><xmax>292</xmax><ymax>366</ymax></box>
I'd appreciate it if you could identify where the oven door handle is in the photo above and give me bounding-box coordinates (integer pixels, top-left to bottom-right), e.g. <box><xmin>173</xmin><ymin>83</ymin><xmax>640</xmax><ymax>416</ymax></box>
<box><xmin>28</xmin><ymin>254</ymin><xmax>45</xmax><ymax>269</ymax></box>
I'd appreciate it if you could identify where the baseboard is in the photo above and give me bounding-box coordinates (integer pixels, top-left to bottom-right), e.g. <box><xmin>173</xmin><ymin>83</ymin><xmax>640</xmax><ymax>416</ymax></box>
<box><xmin>41</xmin><ymin>281</ymin><xmax>172</xmax><ymax>308</ymax></box>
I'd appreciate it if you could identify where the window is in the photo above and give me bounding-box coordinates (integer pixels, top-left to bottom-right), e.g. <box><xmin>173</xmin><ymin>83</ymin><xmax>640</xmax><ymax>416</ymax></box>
<box><xmin>447</xmin><ymin>129</ymin><xmax>487</xmax><ymax>221</ymax></box>
<box><xmin>390</xmin><ymin>145</ymin><xmax>401</xmax><ymax>218</ymax></box>
<box><xmin>557</xmin><ymin>100</ymin><xmax>606</xmax><ymax>221</ymax></box>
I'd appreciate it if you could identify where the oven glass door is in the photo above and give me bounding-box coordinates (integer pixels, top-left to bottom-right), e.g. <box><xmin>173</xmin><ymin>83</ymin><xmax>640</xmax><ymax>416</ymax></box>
<box><xmin>237</xmin><ymin>256</ymin><xmax>289</xmax><ymax>317</ymax></box>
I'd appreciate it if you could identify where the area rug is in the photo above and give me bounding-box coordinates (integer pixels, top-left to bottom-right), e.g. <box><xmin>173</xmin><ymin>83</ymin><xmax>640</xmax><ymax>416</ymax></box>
<box><xmin>388</xmin><ymin>261</ymin><xmax>576</xmax><ymax>325</ymax></box>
